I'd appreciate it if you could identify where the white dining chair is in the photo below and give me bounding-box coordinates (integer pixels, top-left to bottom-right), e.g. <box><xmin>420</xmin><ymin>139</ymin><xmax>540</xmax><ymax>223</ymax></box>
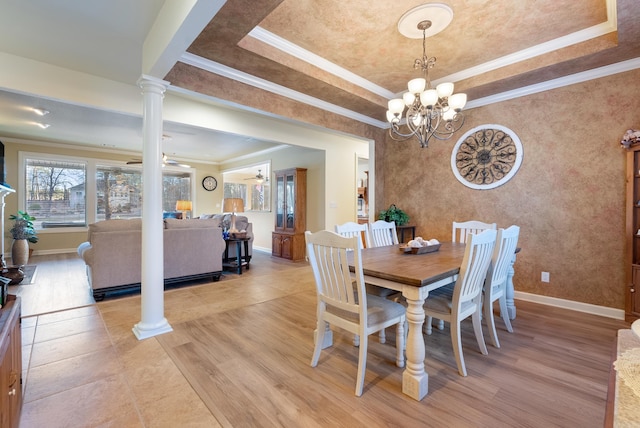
<box><xmin>483</xmin><ymin>225</ymin><xmax>520</xmax><ymax>348</ymax></box>
<box><xmin>369</xmin><ymin>220</ymin><xmax>399</xmax><ymax>247</ymax></box>
<box><xmin>423</xmin><ymin>229</ymin><xmax>497</xmax><ymax>376</ymax></box>
<box><xmin>452</xmin><ymin>220</ymin><xmax>497</xmax><ymax>244</ymax></box>
<box><xmin>335</xmin><ymin>220</ymin><xmax>394</xmax><ymax>344</ymax></box>
<box><xmin>305</xmin><ymin>230</ymin><xmax>406</xmax><ymax>396</ymax></box>
<box><xmin>335</xmin><ymin>221</ymin><xmax>370</xmax><ymax>249</ymax></box>
<box><xmin>430</xmin><ymin>220</ymin><xmax>498</xmax><ymax>332</ymax></box>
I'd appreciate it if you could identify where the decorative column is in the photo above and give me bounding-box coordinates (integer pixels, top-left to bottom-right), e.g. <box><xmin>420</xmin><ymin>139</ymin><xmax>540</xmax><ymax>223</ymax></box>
<box><xmin>132</xmin><ymin>75</ymin><xmax>172</xmax><ymax>340</ymax></box>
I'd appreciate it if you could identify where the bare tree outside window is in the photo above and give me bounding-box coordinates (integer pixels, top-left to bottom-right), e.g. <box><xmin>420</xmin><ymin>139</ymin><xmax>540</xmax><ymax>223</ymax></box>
<box><xmin>25</xmin><ymin>159</ymin><xmax>86</xmax><ymax>228</ymax></box>
<box><xmin>96</xmin><ymin>166</ymin><xmax>142</xmax><ymax>220</ymax></box>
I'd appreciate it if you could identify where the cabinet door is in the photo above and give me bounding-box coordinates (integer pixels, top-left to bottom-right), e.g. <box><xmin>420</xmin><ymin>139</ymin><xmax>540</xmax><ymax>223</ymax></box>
<box><xmin>0</xmin><ymin>336</ymin><xmax>10</xmax><ymax>428</ymax></box>
<box><xmin>633</xmin><ymin>266</ymin><xmax>640</xmax><ymax>315</ymax></box>
<box><xmin>285</xmin><ymin>172</ymin><xmax>295</xmax><ymax>232</ymax></box>
<box><xmin>281</xmin><ymin>235</ymin><xmax>292</xmax><ymax>260</ymax></box>
<box><xmin>272</xmin><ymin>234</ymin><xmax>282</xmax><ymax>257</ymax></box>
<box><xmin>275</xmin><ymin>174</ymin><xmax>285</xmax><ymax>231</ymax></box>
<box><xmin>9</xmin><ymin>313</ymin><xmax>21</xmax><ymax>427</ymax></box>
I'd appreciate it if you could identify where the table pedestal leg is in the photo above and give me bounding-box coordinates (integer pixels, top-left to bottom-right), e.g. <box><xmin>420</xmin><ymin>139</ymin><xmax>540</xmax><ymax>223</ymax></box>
<box><xmin>402</xmin><ymin>297</ymin><xmax>428</xmax><ymax>400</ymax></box>
<box><xmin>505</xmin><ymin>253</ymin><xmax>517</xmax><ymax>320</ymax></box>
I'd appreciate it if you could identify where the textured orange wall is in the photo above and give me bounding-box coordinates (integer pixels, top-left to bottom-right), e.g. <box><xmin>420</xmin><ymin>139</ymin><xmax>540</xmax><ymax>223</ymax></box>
<box><xmin>376</xmin><ymin>68</ymin><xmax>640</xmax><ymax>310</ymax></box>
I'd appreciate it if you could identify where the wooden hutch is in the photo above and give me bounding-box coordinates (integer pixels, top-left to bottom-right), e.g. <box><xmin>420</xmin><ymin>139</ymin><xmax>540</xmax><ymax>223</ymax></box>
<box><xmin>626</xmin><ymin>145</ymin><xmax>640</xmax><ymax>320</ymax></box>
<box><xmin>272</xmin><ymin>168</ymin><xmax>307</xmax><ymax>261</ymax></box>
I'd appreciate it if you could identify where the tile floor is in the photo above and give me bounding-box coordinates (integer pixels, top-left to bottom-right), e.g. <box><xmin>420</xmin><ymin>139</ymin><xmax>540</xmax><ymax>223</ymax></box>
<box><xmin>18</xmin><ymin>252</ymin><xmax>304</xmax><ymax>427</ymax></box>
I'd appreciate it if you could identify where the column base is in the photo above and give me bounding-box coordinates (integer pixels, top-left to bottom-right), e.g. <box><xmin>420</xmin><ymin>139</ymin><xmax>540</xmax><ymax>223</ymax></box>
<box><xmin>402</xmin><ymin>370</ymin><xmax>428</xmax><ymax>400</ymax></box>
<box><xmin>132</xmin><ymin>318</ymin><xmax>173</xmax><ymax>340</ymax></box>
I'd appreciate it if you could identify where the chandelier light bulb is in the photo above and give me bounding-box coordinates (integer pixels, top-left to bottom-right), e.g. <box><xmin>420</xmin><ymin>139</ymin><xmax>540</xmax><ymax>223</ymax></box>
<box><xmin>436</xmin><ymin>82</ymin><xmax>454</xmax><ymax>98</ymax></box>
<box><xmin>403</xmin><ymin>92</ymin><xmax>415</xmax><ymax>106</ymax></box>
<box><xmin>449</xmin><ymin>93</ymin><xmax>467</xmax><ymax>111</ymax></box>
<box><xmin>388</xmin><ymin>98</ymin><xmax>405</xmax><ymax>115</ymax></box>
<box><xmin>442</xmin><ymin>109</ymin><xmax>456</xmax><ymax>121</ymax></box>
<box><xmin>408</xmin><ymin>78</ymin><xmax>426</xmax><ymax>94</ymax></box>
<box><xmin>420</xmin><ymin>89</ymin><xmax>438</xmax><ymax>108</ymax></box>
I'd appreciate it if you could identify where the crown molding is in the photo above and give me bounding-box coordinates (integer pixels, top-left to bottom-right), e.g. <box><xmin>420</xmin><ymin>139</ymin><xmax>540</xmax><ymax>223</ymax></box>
<box><xmin>466</xmin><ymin>57</ymin><xmax>640</xmax><ymax>109</ymax></box>
<box><xmin>179</xmin><ymin>53</ymin><xmax>389</xmax><ymax>128</ymax></box>
<box><xmin>248</xmin><ymin>27</ymin><xmax>396</xmax><ymax>100</ymax></box>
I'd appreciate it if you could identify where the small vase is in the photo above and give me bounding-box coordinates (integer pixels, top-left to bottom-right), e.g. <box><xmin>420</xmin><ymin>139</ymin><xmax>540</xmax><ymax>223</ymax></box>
<box><xmin>11</xmin><ymin>239</ymin><xmax>29</xmax><ymax>266</ymax></box>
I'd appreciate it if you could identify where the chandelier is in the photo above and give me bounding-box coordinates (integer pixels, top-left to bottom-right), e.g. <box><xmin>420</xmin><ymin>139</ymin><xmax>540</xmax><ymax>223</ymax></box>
<box><xmin>387</xmin><ymin>6</ymin><xmax>466</xmax><ymax>148</ymax></box>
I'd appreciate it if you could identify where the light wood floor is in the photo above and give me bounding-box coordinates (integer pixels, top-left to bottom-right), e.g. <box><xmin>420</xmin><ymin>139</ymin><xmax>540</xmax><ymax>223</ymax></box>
<box><xmin>17</xmin><ymin>252</ymin><xmax>628</xmax><ymax>427</ymax></box>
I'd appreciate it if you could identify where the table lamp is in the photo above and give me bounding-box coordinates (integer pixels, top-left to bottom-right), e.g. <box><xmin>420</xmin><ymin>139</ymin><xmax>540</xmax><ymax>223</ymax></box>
<box><xmin>175</xmin><ymin>200</ymin><xmax>192</xmax><ymax>219</ymax></box>
<box><xmin>223</xmin><ymin>198</ymin><xmax>244</xmax><ymax>232</ymax></box>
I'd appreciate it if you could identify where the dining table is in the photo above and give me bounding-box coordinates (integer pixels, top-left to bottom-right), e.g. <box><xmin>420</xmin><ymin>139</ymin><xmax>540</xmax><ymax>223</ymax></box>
<box><xmin>347</xmin><ymin>242</ymin><xmax>466</xmax><ymax>400</ymax></box>
<box><xmin>345</xmin><ymin>241</ymin><xmax>520</xmax><ymax>401</ymax></box>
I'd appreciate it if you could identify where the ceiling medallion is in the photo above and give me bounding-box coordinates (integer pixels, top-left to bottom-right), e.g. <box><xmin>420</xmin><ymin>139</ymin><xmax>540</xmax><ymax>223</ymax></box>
<box><xmin>450</xmin><ymin>125</ymin><xmax>523</xmax><ymax>190</ymax></box>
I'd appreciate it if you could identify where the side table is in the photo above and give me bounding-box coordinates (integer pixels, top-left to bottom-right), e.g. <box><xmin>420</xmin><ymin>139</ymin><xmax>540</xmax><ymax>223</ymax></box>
<box><xmin>223</xmin><ymin>237</ymin><xmax>251</xmax><ymax>274</ymax></box>
<box><xmin>396</xmin><ymin>225</ymin><xmax>416</xmax><ymax>243</ymax></box>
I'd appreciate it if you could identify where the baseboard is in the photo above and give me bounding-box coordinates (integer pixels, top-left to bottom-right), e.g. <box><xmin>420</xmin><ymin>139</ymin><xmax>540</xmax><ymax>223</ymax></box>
<box><xmin>253</xmin><ymin>246</ymin><xmax>272</xmax><ymax>254</ymax></box>
<box><xmin>6</xmin><ymin>248</ymin><xmax>78</xmax><ymax>261</ymax></box>
<box><xmin>515</xmin><ymin>291</ymin><xmax>625</xmax><ymax>320</ymax></box>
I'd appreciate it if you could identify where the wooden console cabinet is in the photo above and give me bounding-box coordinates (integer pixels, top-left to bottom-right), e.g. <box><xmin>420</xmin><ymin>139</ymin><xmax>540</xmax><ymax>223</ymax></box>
<box><xmin>0</xmin><ymin>295</ymin><xmax>21</xmax><ymax>428</ymax></box>
<box><xmin>272</xmin><ymin>168</ymin><xmax>307</xmax><ymax>261</ymax></box>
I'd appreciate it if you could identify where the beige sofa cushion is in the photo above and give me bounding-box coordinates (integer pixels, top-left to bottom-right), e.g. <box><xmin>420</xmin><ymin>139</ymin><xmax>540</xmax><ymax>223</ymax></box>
<box><xmin>89</xmin><ymin>218</ymin><xmax>142</xmax><ymax>233</ymax></box>
<box><xmin>164</xmin><ymin>218</ymin><xmax>220</xmax><ymax>229</ymax></box>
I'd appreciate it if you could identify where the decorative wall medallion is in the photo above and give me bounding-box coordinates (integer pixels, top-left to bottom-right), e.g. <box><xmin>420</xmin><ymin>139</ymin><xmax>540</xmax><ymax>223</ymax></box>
<box><xmin>451</xmin><ymin>124</ymin><xmax>523</xmax><ymax>190</ymax></box>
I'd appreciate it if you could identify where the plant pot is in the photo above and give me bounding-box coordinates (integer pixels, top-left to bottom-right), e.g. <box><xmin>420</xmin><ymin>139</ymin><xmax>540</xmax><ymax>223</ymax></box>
<box><xmin>0</xmin><ymin>266</ymin><xmax>24</xmax><ymax>285</ymax></box>
<box><xmin>11</xmin><ymin>239</ymin><xmax>29</xmax><ymax>266</ymax></box>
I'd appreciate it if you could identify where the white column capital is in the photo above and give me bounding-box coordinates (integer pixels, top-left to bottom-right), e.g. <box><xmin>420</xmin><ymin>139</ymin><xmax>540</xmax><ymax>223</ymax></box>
<box><xmin>137</xmin><ymin>75</ymin><xmax>170</xmax><ymax>93</ymax></box>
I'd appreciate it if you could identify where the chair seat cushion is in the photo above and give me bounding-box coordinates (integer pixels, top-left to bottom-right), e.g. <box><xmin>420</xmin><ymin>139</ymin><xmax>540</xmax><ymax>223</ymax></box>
<box><xmin>327</xmin><ymin>294</ymin><xmax>405</xmax><ymax>327</ymax></box>
<box><xmin>424</xmin><ymin>287</ymin><xmax>475</xmax><ymax>317</ymax></box>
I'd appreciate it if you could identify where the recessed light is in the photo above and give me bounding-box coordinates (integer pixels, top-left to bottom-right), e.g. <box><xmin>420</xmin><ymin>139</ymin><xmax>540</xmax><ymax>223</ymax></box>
<box><xmin>33</xmin><ymin>108</ymin><xmax>49</xmax><ymax>116</ymax></box>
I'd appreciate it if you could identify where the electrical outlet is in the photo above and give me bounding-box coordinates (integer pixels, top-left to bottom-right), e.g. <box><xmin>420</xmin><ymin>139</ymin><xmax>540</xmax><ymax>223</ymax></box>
<box><xmin>541</xmin><ymin>271</ymin><xmax>550</xmax><ymax>283</ymax></box>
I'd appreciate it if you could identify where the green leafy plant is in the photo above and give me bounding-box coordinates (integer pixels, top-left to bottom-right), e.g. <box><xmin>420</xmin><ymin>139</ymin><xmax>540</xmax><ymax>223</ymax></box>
<box><xmin>9</xmin><ymin>211</ymin><xmax>39</xmax><ymax>243</ymax></box>
<box><xmin>378</xmin><ymin>204</ymin><xmax>409</xmax><ymax>226</ymax></box>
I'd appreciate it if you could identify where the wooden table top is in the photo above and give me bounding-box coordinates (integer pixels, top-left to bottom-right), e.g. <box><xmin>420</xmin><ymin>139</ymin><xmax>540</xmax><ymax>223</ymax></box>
<box><xmin>351</xmin><ymin>242</ymin><xmax>467</xmax><ymax>287</ymax></box>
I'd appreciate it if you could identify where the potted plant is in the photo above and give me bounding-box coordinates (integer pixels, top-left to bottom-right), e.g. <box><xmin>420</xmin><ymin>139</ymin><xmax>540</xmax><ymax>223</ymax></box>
<box><xmin>9</xmin><ymin>210</ymin><xmax>38</xmax><ymax>266</ymax></box>
<box><xmin>378</xmin><ymin>204</ymin><xmax>410</xmax><ymax>226</ymax></box>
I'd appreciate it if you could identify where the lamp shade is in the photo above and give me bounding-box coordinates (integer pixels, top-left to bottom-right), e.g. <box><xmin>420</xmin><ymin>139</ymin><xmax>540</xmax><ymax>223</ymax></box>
<box><xmin>175</xmin><ymin>200</ymin><xmax>192</xmax><ymax>211</ymax></box>
<box><xmin>223</xmin><ymin>198</ymin><xmax>244</xmax><ymax>213</ymax></box>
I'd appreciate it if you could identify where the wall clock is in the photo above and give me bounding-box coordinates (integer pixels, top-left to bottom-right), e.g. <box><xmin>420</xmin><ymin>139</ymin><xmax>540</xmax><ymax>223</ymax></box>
<box><xmin>202</xmin><ymin>175</ymin><xmax>217</xmax><ymax>191</ymax></box>
<box><xmin>451</xmin><ymin>124</ymin><xmax>523</xmax><ymax>190</ymax></box>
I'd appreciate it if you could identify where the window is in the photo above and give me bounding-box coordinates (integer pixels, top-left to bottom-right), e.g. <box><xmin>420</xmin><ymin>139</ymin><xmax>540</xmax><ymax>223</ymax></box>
<box><xmin>222</xmin><ymin>162</ymin><xmax>271</xmax><ymax>212</ymax></box>
<box><xmin>20</xmin><ymin>152</ymin><xmax>194</xmax><ymax>230</ymax></box>
<box><xmin>95</xmin><ymin>166</ymin><xmax>191</xmax><ymax>220</ymax></box>
<box><xmin>96</xmin><ymin>166</ymin><xmax>142</xmax><ymax>221</ymax></box>
<box><xmin>25</xmin><ymin>158</ymin><xmax>87</xmax><ymax>228</ymax></box>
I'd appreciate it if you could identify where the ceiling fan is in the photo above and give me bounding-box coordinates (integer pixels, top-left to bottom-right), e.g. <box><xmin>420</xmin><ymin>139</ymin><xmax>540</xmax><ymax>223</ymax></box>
<box><xmin>126</xmin><ymin>153</ymin><xmax>190</xmax><ymax>168</ymax></box>
<box><xmin>244</xmin><ymin>169</ymin><xmax>266</xmax><ymax>183</ymax></box>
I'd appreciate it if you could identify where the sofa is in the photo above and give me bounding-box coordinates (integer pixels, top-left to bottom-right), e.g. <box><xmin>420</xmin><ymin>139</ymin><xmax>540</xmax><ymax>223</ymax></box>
<box><xmin>79</xmin><ymin>218</ymin><xmax>226</xmax><ymax>300</ymax></box>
